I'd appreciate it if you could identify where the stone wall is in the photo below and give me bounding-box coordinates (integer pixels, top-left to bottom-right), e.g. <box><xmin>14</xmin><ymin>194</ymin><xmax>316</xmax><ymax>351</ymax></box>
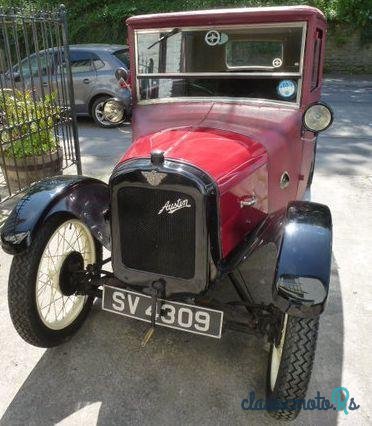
<box><xmin>325</xmin><ymin>23</ymin><xmax>372</xmax><ymax>74</ymax></box>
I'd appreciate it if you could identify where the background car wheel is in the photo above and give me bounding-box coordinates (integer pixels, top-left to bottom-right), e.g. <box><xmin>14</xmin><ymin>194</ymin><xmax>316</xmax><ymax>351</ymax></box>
<box><xmin>91</xmin><ymin>95</ymin><xmax>125</xmax><ymax>128</ymax></box>
<box><xmin>266</xmin><ymin>314</ymin><xmax>319</xmax><ymax>421</ymax></box>
<box><xmin>8</xmin><ymin>215</ymin><xmax>102</xmax><ymax>348</ymax></box>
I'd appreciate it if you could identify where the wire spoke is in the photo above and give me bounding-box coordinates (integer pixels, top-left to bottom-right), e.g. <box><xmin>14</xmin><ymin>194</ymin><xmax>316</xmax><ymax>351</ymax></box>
<box><xmin>36</xmin><ymin>219</ymin><xmax>95</xmax><ymax>330</ymax></box>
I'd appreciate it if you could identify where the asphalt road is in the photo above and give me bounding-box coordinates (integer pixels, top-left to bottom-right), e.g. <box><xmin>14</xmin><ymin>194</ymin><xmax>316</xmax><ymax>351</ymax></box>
<box><xmin>0</xmin><ymin>77</ymin><xmax>371</xmax><ymax>425</ymax></box>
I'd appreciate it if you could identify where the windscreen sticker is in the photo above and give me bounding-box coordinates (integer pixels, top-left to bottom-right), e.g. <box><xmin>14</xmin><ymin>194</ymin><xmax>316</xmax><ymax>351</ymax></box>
<box><xmin>277</xmin><ymin>80</ymin><xmax>297</xmax><ymax>99</ymax></box>
<box><xmin>219</xmin><ymin>33</ymin><xmax>229</xmax><ymax>45</ymax></box>
<box><xmin>272</xmin><ymin>58</ymin><xmax>283</xmax><ymax>68</ymax></box>
<box><xmin>205</xmin><ymin>30</ymin><xmax>221</xmax><ymax>46</ymax></box>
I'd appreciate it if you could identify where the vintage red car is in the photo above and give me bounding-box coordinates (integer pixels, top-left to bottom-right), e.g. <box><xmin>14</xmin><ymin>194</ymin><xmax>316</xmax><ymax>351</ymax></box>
<box><xmin>2</xmin><ymin>6</ymin><xmax>333</xmax><ymax>420</ymax></box>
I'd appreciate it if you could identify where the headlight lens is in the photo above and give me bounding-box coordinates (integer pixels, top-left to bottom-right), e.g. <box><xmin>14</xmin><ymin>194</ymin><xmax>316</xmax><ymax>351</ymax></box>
<box><xmin>303</xmin><ymin>103</ymin><xmax>333</xmax><ymax>133</ymax></box>
<box><xmin>103</xmin><ymin>99</ymin><xmax>125</xmax><ymax>124</ymax></box>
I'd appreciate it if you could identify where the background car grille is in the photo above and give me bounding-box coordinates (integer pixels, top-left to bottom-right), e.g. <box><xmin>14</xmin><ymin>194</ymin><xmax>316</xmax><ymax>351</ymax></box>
<box><xmin>117</xmin><ymin>186</ymin><xmax>196</xmax><ymax>279</ymax></box>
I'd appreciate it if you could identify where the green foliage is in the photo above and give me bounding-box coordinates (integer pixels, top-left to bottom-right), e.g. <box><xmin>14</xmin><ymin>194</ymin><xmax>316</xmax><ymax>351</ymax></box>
<box><xmin>11</xmin><ymin>0</ymin><xmax>368</xmax><ymax>45</ymax></box>
<box><xmin>0</xmin><ymin>90</ymin><xmax>60</xmax><ymax>159</ymax></box>
<box><xmin>336</xmin><ymin>0</ymin><xmax>372</xmax><ymax>27</ymax></box>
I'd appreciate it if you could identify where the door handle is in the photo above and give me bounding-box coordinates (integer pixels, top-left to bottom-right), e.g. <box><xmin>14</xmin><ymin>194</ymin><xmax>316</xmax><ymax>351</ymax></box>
<box><xmin>83</xmin><ymin>78</ymin><xmax>90</xmax><ymax>84</ymax></box>
<box><xmin>240</xmin><ymin>194</ymin><xmax>257</xmax><ymax>208</ymax></box>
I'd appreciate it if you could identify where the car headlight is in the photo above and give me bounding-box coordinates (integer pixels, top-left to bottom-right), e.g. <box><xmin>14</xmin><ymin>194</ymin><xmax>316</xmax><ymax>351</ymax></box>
<box><xmin>303</xmin><ymin>102</ymin><xmax>333</xmax><ymax>133</ymax></box>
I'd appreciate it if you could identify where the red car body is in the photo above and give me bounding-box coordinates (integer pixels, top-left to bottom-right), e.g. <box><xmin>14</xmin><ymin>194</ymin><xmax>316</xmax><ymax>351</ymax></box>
<box><xmin>123</xmin><ymin>6</ymin><xmax>327</xmax><ymax>258</ymax></box>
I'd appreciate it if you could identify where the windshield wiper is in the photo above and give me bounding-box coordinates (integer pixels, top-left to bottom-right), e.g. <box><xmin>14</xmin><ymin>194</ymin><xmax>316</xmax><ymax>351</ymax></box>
<box><xmin>147</xmin><ymin>28</ymin><xmax>180</xmax><ymax>49</ymax></box>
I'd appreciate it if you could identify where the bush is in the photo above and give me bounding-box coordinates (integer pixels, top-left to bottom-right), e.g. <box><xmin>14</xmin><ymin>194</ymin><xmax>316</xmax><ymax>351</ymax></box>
<box><xmin>0</xmin><ymin>90</ymin><xmax>60</xmax><ymax>159</ymax></box>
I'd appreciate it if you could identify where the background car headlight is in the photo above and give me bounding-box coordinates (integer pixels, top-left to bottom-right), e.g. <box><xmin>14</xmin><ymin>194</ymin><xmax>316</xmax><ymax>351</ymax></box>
<box><xmin>303</xmin><ymin>102</ymin><xmax>333</xmax><ymax>133</ymax></box>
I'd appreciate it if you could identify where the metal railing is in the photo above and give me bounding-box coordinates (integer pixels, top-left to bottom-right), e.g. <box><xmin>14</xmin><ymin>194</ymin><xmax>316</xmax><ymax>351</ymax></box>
<box><xmin>0</xmin><ymin>4</ymin><xmax>81</xmax><ymax>201</ymax></box>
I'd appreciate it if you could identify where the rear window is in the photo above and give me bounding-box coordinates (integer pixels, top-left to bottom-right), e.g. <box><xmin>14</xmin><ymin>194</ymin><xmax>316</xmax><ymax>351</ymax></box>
<box><xmin>92</xmin><ymin>53</ymin><xmax>105</xmax><ymax>70</ymax></box>
<box><xmin>226</xmin><ymin>40</ymin><xmax>283</xmax><ymax>69</ymax></box>
<box><xmin>69</xmin><ymin>51</ymin><xmax>93</xmax><ymax>73</ymax></box>
<box><xmin>114</xmin><ymin>49</ymin><xmax>130</xmax><ymax>69</ymax></box>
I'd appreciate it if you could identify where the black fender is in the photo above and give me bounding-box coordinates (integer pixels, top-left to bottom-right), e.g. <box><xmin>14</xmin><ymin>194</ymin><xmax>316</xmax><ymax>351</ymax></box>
<box><xmin>222</xmin><ymin>201</ymin><xmax>332</xmax><ymax>318</ymax></box>
<box><xmin>1</xmin><ymin>175</ymin><xmax>110</xmax><ymax>255</ymax></box>
<box><xmin>273</xmin><ymin>201</ymin><xmax>332</xmax><ymax>317</ymax></box>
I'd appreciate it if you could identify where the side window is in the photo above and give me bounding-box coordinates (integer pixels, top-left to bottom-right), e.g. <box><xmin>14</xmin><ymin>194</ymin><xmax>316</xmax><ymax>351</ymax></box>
<box><xmin>17</xmin><ymin>54</ymin><xmax>50</xmax><ymax>78</ymax></box>
<box><xmin>69</xmin><ymin>51</ymin><xmax>93</xmax><ymax>74</ymax></box>
<box><xmin>91</xmin><ymin>53</ymin><xmax>105</xmax><ymax>70</ymax></box>
<box><xmin>311</xmin><ymin>29</ymin><xmax>323</xmax><ymax>90</ymax></box>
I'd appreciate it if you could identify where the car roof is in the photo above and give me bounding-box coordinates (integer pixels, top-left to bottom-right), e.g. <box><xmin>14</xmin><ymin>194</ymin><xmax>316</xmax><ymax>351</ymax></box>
<box><xmin>69</xmin><ymin>44</ymin><xmax>128</xmax><ymax>52</ymax></box>
<box><xmin>127</xmin><ymin>6</ymin><xmax>325</xmax><ymax>28</ymax></box>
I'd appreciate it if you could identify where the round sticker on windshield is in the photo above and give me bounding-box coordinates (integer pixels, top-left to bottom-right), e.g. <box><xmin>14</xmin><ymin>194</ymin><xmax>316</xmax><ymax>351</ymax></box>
<box><xmin>219</xmin><ymin>33</ymin><xmax>229</xmax><ymax>45</ymax></box>
<box><xmin>277</xmin><ymin>80</ymin><xmax>297</xmax><ymax>99</ymax></box>
<box><xmin>205</xmin><ymin>30</ymin><xmax>221</xmax><ymax>46</ymax></box>
<box><xmin>272</xmin><ymin>58</ymin><xmax>283</xmax><ymax>68</ymax></box>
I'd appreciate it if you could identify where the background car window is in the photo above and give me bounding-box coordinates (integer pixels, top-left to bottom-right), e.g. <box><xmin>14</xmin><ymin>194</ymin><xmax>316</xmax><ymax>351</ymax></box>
<box><xmin>113</xmin><ymin>49</ymin><xmax>130</xmax><ymax>69</ymax></box>
<box><xmin>16</xmin><ymin>53</ymin><xmax>51</xmax><ymax>78</ymax></box>
<box><xmin>69</xmin><ymin>51</ymin><xmax>93</xmax><ymax>74</ymax></box>
<box><xmin>92</xmin><ymin>53</ymin><xmax>105</xmax><ymax>70</ymax></box>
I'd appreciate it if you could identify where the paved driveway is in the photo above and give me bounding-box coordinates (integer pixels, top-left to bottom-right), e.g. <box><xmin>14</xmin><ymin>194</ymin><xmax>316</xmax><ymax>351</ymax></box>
<box><xmin>0</xmin><ymin>77</ymin><xmax>371</xmax><ymax>425</ymax></box>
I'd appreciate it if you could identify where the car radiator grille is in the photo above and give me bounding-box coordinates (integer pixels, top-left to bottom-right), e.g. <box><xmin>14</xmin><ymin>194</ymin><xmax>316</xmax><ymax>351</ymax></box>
<box><xmin>117</xmin><ymin>186</ymin><xmax>196</xmax><ymax>279</ymax></box>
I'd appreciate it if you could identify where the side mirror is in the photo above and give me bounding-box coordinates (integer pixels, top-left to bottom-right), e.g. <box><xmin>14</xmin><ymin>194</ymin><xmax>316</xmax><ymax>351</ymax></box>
<box><xmin>102</xmin><ymin>98</ymin><xmax>126</xmax><ymax>124</ymax></box>
<box><xmin>303</xmin><ymin>102</ymin><xmax>333</xmax><ymax>133</ymax></box>
<box><xmin>115</xmin><ymin>67</ymin><xmax>129</xmax><ymax>82</ymax></box>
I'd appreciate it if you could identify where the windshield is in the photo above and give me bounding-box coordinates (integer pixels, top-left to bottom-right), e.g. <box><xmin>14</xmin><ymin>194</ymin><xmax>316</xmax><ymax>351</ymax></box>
<box><xmin>136</xmin><ymin>23</ymin><xmax>305</xmax><ymax>104</ymax></box>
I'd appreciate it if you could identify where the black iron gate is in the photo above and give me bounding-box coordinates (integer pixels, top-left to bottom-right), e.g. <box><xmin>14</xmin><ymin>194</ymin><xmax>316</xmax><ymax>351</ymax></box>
<box><xmin>0</xmin><ymin>4</ymin><xmax>81</xmax><ymax>201</ymax></box>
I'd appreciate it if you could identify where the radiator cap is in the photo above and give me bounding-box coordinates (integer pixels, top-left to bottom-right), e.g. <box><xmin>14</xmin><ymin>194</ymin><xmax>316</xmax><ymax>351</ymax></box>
<box><xmin>151</xmin><ymin>150</ymin><xmax>164</xmax><ymax>166</ymax></box>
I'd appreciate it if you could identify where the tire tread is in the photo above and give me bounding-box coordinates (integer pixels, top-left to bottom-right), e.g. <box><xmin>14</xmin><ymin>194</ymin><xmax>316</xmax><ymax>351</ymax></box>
<box><xmin>267</xmin><ymin>315</ymin><xmax>319</xmax><ymax>421</ymax></box>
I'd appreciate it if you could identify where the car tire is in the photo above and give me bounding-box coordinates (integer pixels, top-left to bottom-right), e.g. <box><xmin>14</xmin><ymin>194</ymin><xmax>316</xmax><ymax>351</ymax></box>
<box><xmin>8</xmin><ymin>215</ymin><xmax>102</xmax><ymax>348</ymax></box>
<box><xmin>91</xmin><ymin>95</ymin><xmax>125</xmax><ymax>128</ymax></box>
<box><xmin>266</xmin><ymin>314</ymin><xmax>319</xmax><ymax>421</ymax></box>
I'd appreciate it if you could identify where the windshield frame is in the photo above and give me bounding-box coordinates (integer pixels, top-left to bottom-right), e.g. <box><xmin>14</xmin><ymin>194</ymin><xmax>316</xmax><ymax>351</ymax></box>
<box><xmin>134</xmin><ymin>21</ymin><xmax>307</xmax><ymax>107</ymax></box>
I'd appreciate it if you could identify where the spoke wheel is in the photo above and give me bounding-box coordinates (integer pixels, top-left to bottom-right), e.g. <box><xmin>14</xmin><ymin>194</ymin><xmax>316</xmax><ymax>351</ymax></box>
<box><xmin>35</xmin><ymin>219</ymin><xmax>95</xmax><ymax>331</ymax></box>
<box><xmin>8</xmin><ymin>215</ymin><xmax>102</xmax><ymax>348</ymax></box>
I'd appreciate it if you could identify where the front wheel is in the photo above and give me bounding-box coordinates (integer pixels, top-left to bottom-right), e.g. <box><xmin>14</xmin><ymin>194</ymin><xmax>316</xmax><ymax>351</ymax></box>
<box><xmin>266</xmin><ymin>314</ymin><xmax>319</xmax><ymax>421</ymax></box>
<box><xmin>8</xmin><ymin>216</ymin><xmax>102</xmax><ymax>348</ymax></box>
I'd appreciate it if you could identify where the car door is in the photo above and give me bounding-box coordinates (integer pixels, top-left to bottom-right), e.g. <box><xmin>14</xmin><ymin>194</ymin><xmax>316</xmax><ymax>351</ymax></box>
<box><xmin>9</xmin><ymin>53</ymin><xmax>51</xmax><ymax>96</ymax></box>
<box><xmin>68</xmin><ymin>50</ymin><xmax>97</xmax><ymax>114</ymax></box>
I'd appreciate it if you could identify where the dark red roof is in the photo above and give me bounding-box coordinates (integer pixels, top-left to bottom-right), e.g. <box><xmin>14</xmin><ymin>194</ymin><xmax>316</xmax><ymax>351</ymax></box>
<box><xmin>127</xmin><ymin>6</ymin><xmax>325</xmax><ymax>28</ymax></box>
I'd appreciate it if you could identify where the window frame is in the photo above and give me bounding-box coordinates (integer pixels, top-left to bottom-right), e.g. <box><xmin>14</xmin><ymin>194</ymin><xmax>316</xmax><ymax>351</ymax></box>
<box><xmin>134</xmin><ymin>22</ymin><xmax>307</xmax><ymax>107</ymax></box>
<box><xmin>311</xmin><ymin>29</ymin><xmax>323</xmax><ymax>91</ymax></box>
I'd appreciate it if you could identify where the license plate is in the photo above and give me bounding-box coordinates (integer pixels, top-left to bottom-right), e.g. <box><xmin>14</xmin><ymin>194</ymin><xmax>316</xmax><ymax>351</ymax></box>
<box><xmin>102</xmin><ymin>285</ymin><xmax>224</xmax><ymax>339</ymax></box>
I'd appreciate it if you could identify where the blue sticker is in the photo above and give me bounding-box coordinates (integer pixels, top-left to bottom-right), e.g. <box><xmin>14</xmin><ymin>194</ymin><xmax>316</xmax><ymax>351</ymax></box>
<box><xmin>277</xmin><ymin>80</ymin><xmax>297</xmax><ymax>99</ymax></box>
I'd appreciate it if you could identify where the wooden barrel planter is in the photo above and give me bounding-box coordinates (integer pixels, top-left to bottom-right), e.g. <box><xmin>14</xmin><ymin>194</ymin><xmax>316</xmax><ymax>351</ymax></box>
<box><xmin>0</xmin><ymin>146</ymin><xmax>63</xmax><ymax>194</ymax></box>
